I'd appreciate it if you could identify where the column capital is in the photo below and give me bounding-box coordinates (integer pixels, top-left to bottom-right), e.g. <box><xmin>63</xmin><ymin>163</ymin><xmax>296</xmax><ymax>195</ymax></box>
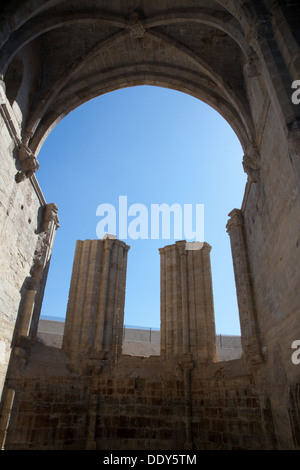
<box><xmin>242</xmin><ymin>145</ymin><xmax>261</xmax><ymax>183</ymax></box>
<box><xmin>103</xmin><ymin>236</ymin><xmax>130</xmax><ymax>253</ymax></box>
<box><xmin>226</xmin><ymin>209</ymin><xmax>244</xmax><ymax>234</ymax></box>
<box><xmin>200</xmin><ymin>241</ymin><xmax>212</xmax><ymax>252</ymax></box>
<box><xmin>41</xmin><ymin>203</ymin><xmax>60</xmax><ymax>232</ymax></box>
<box><xmin>176</xmin><ymin>240</ymin><xmax>187</xmax><ymax>256</ymax></box>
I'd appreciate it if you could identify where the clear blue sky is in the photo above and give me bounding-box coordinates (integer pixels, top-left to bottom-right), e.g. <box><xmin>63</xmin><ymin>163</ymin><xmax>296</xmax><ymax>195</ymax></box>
<box><xmin>36</xmin><ymin>85</ymin><xmax>246</xmax><ymax>335</ymax></box>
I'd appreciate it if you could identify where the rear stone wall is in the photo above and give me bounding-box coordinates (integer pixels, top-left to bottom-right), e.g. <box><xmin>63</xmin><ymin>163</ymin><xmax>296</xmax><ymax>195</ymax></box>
<box><xmin>2</xmin><ymin>339</ymin><xmax>275</xmax><ymax>450</ymax></box>
<box><xmin>36</xmin><ymin>318</ymin><xmax>243</xmax><ymax>360</ymax></box>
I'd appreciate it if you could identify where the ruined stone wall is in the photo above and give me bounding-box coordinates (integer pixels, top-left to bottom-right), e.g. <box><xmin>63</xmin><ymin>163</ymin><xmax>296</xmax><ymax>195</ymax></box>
<box><xmin>1</xmin><ymin>339</ymin><xmax>275</xmax><ymax>450</ymax></box>
<box><xmin>0</xmin><ymin>236</ymin><xmax>275</xmax><ymax>450</ymax></box>
<box><xmin>236</xmin><ymin>31</ymin><xmax>300</xmax><ymax>446</ymax></box>
<box><xmin>0</xmin><ymin>92</ymin><xmax>53</xmax><ymax>400</ymax></box>
<box><xmin>94</xmin><ymin>356</ymin><xmax>275</xmax><ymax>450</ymax></box>
<box><xmin>1</xmin><ymin>341</ymin><xmax>90</xmax><ymax>450</ymax></box>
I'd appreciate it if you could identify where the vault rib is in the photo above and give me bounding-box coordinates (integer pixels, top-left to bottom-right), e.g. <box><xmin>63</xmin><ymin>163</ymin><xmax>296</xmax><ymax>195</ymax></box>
<box><xmin>24</xmin><ymin>29</ymin><xmax>129</xmax><ymax>141</ymax></box>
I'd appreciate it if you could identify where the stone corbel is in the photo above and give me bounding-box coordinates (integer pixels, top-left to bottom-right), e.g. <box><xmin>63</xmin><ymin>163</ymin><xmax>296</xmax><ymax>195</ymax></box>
<box><xmin>41</xmin><ymin>202</ymin><xmax>60</xmax><ymax>232</ymax></box>
<box><xmin>15</xmin><ymin>143</ymin><xmax>39</xmax><ymax>183</ymax></box>
<box><xmin>242</xmin><ymin>145</ymin><xmax>261</xmax><ymax>183</ymax></box>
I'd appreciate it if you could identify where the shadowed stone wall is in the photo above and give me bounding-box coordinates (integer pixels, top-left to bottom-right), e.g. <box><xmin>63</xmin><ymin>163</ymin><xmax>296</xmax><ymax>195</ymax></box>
<box><xmin>0</xmin><ymin>238</ymin><xmax>274</xmax><ymax>450</ymax></box>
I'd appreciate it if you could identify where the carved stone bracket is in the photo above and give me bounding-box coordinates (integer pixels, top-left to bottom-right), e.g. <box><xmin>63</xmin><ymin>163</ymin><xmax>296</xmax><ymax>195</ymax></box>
<box><xmin>242</xmin><ymin>145</ymin><xmax>261</xmax><ymax>183</ymax></box>
<box><xmin>15</xmin><ymin>143</ymin><xmax>39</xmax><ymax>183</ymax></box>
<box><xmin>41</xmin><ymin>202</ymin><xmax>59</xmax><ymax>232</ymax></box>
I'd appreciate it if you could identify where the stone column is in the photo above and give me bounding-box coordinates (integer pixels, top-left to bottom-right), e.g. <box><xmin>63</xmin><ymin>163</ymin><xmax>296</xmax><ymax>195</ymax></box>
<box><xmin>226</xmin><ymin>209</ymin><xmax>264</xmax><ymax>365</ymax></box>
<box><xmin>62</xmin><ymin>236</ymin><xmax>130</xmax><ymax>366</ymax></box>
<box><xmin>159</xmin><ymin>240</ymin><xmax>217</xmax><ymax>362</ymax></box>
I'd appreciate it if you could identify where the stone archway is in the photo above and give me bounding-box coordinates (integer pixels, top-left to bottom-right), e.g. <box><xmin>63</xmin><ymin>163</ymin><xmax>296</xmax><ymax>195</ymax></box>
<box><xmin>0</xmin><ymin>3</ymin><xmax>259</xmax><ymax>159</ymax></box>
<box><xmin>0</xmin><ymin>1</ymin><xmax>300</xmax><ymax>450</ymax></box>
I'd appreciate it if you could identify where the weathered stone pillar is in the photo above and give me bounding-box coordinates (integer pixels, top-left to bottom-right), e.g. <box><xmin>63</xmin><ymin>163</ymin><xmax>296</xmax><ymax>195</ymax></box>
<box><xmin>62</xmin><ymin>236</ymin><xmax>130</xmax><ymax>366</ymax></box>
<box><xmin>159</xmin><ymin>240</ymin><xmax>217</xmax><ymax>362</ymax></box>
<box><xmin>0</xmin><ymin>388</ymin><xmax>15</xmax><ymax>450</ymax></box>
<box><xmin>17</xmin><ymin>203</ymin><xmax>59</xmax><ymax>339</ymax></box>
<box><xmin>226</xmin><ymin>209</ymin><xmax>264</xmax><ymax>365</ymax></box>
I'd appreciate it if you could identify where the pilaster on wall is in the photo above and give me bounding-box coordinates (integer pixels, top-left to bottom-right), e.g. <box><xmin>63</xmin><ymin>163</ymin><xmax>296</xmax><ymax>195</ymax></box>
<box><xmin>159</xmin><ymin>241</ymin><xmax>217</xmax><ymax>362</ymax></box>
<box><xmin>62</xmin><ymin>237</ymin><xmax>130</xmax><ymax>368</ymax></box>
<box><xmin>16</xmin><ymin>203</ymin><xmax>60</xmax><ymax>340</ymax></box>
<box><xmin>226</xmin><ymin>209</ymin><xmax>264</xmax><ymax>366</ymax></box>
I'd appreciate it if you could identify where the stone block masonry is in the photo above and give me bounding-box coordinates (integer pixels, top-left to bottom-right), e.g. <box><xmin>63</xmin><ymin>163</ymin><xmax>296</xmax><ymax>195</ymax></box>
<box><xmin>0</xmin><ymin>238</ymin><xmax>275</xmax><ymax>450</ymax></box>
<box><xmin>1</xmin><ymin>339</ymin><xmax>274</xmax><ymax>450</ymax></box>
